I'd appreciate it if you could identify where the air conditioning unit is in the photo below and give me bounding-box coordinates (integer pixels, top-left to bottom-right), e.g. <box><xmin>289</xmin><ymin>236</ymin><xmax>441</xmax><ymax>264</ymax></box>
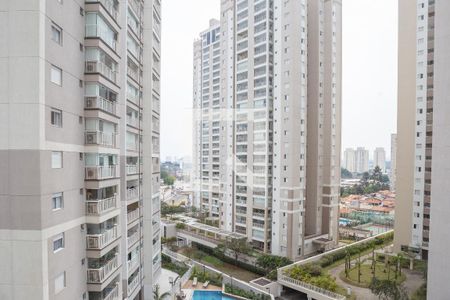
<box><xmin>86</xmin><ymin>62</ymin><xmax>95</xmax><ymax>72</ymax></box>
<box><xmin>85</xmin><ymin>99</ymin><xmax>93</xmax><ymax>108</ymax></box>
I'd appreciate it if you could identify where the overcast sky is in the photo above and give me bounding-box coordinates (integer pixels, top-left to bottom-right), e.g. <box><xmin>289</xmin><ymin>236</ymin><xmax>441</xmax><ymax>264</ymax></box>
<box><xmin>161</xmin><ymin>0</ymin><xmax>398</xmax><ymax>160</ymax></box>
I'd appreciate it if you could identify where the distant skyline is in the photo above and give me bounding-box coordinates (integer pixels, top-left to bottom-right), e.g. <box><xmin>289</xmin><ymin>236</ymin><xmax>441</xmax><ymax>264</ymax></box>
<box><xmin>161</xmin><ymin>0</ymin><xmax>398</xmax><ymax>159</ymax></box>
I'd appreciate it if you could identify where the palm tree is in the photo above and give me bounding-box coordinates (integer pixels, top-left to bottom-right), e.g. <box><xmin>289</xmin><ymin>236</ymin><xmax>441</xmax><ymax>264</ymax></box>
<box><xmin>153</xmin><ymin>284</ymin><xmax>171</xmax><ymax>300</ymax></box>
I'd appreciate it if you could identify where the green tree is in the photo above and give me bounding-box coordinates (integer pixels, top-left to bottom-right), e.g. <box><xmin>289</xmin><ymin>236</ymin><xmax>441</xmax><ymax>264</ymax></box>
<box><xmin>369</xmin><ymin>279</ymin><xmax>409</xmax><ymax>300</ymax></box>
<box><xmin>371</xmin><ymin>166</ymin><xmax>384</xmax><ymax>182</ymax></box>
<box><xmin>224</xmin><ymin>237</ymin><xmax>252</xmax><ymax>265</ymax></box>
<box><xmin>153</xmin><ymin>284</ymin><xmax>171</xmax><ymax>300</ymax></box>
<box><xmin>256</xmin><ymin>254</ymin><xmax>292</xmax><ymax>278</ymax></box>
<box><xmin>341</xmin><ymin>168</ymin><xmax>353</xmax><ymax>179</ymax></box>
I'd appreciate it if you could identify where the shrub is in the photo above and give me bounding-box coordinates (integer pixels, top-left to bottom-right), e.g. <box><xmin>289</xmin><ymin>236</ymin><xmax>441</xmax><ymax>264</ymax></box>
<box><xmin>224</xmin><ymin>284</ymin><xmax>271</xmax><ymax>300</ymax></box>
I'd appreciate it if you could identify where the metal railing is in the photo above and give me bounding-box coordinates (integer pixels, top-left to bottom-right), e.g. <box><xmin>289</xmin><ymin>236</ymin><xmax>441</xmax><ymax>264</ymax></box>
<box><xmin>86</xmin><ymin>196</ymin><xmax>117</xmax><ymax>215</ymax></box>
<box><xmin>278</xmin><ymin>275</ymin><xmax>345</xmax><ymax>300</ymax></box>
<box><xmin>86</xmin><ymin>226</ymin><xmax>118</xmax><ymax>249</ymax></box>
<box><xmin>85</xmin><ymin>60</ymin><xmax>117</xmax><ymax>83</ymax></box>
<box><xmin>87</xmin><ymin>254</ymin><xmax>119</xmax><ymax>283</ymax></box>
<box><xmin>127</xmin><ymin>208</ymin><xmax>140</xmax><ymax>224</ymax></box>
<box><xmin>85</xmin><ymin>166</ymin><xmax>117</xmax><ymax>180</ymax></box>
<box><xmin>85</xmin><ymin>96</ymin><xmax>116</xmax><ymax>115</ymax></box>
<box><xmin>127</xmin><ymin>115</ymin><xmax>139</xmax><ymax>127</ymax></box>
<box><xmin>85</xmin><ymin>131</ymin><xmax>116</xmax><ymax>147</ymax></box>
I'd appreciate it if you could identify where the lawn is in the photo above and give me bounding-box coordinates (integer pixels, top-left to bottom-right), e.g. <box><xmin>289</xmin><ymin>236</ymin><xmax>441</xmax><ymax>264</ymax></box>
<box><xmin>341</xmin><ymin>263</ymin><xmax>406</xmax><ymax>288</ymax></box>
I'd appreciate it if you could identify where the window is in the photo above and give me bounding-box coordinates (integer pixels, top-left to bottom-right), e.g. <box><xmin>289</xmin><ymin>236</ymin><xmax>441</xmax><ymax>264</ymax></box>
<box><xmin>54</xmin><ymin>271</ymin><xmax>66</xmax><ymax>294</ymax></box>
<box><xmin>51</xmin><ymin>151</ymin><xmax>63</xmax><ymax>169</ymax></box>
<box><xmin>51</xmin><ymin>108</ymin><xmax>62</xmax><ymax>127</ymax></box>
<box><xmin>52</xmin><ymin>193</ymin><xmax>63</xmax><ymax>210</ymax></box>
<box><xmin>51</xmin><ymin>23</ymin><xmax>62</xmax><ymax>45</ymax></box>
<box><xmin>53</xmin><ymin>233</ymin><xmax>64</xmax><ymax>252</ymax></box>
<box><xmin>51</xmin><ymin>65</ymin><xmax>62</xmax><ymax>86</ymax></box>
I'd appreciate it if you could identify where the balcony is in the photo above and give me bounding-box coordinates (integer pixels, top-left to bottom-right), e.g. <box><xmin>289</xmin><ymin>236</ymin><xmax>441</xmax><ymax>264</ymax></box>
<box><xmin>85</xmin><ymin>96</ymin><xmax>116</xmax><ymax>115</ymax></box>
<box><xmin>86</xmin><ymin>195</ymin><xmax>117</xmax><ymax>215</ymax></box>
<box><xmin>87</xmin><ymin>254</ymin><xmax>119</xmax><ymax>283</ymax></box>
<box><xmin>127</xmin><ymin>231</ymin><xmax>140</xmax><ymax>248</ymax></box>
<box><xmin>128</xmin><ymin>257</ymin><xmax>139</xmax><ymax>275</ymax></box>
<box><xmin>127</xmin><ymin>272</ymin><xmax>140</xmax><ymax>295</ymax></box>
<box><xmin>86</xmin><ymin>0</ymin><xmax>119</xmax><ymax>21</ymax></box>
<box><xmin>86</xmin><ymin>61</ymin><xmax>117</xmax><ymax>83</ymax></box>
<box><xmin>85</xmin><ymin>131</ymin><xmax>117</xmax><ymax>148</ymax></box>
<box><xmin>103</xmin><ymin>284</ymin><xmax>120</xmax><ymax>300</ymax></box>
<box><xmin>129</xmin><ymin>0</ymin><xmax>141</xmax><ymax>17</ymax></box>
<box><xmin>126</xmin><ymin>164</ymin><xmax>139</xmax><ymax>175</ymax></box>
<box><xmin>85</xmin><ymin>166</ymin><xmax>117</xmax><ymax>180</ymax></box>
<box><xmin>127</xmin><ymin>208</ymin><xmax>140</xmax><ymax>224</ymax></box>
<box><xmin>127</xmin><ymin>187</ymin><xmax>139</xmax><ymax>201</ymax></box>
<box><xmin>86</xmin><ymin>226</ymin><xmax>118</xmax><ymax>249</ymax></box>
<box><xmin>127</xmin><ymin>115</ymin><xmax>139</xmax><ymax>128</ymax></box>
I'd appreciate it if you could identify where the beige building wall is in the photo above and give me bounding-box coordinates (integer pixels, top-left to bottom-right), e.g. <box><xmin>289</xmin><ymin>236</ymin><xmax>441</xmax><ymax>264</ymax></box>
<box><xmin>0</xmin><ymin>0</ymin><xmax>161</xmax><ymax>299</ymax></box>
<box><xmin>427</xmin><ymin>0</ymin><xmax>450</xmax><ymax>298</ymax></box>
<box><xmin>393</xmin><ymin>0</ymin><xmax>416</xmax><ymax>253</ymax></box>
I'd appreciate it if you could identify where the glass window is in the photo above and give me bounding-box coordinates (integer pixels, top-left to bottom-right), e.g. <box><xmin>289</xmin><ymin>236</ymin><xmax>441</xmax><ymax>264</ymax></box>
<box><xmin>51</xmin><ymin>23</ymin><xmax>62</xmax><ymax>45</ymax></box>
<box><xmin>51</xmin><ymin>152</ymin><xmax>63</xmax><ymax>169</ymax></box>
<box><xmin>54</xmin><ymin>271</ymin><xmax>66</xmax><ymax>294</ymax></box>
<box><xmin>51</xmin><ymin>108</ymin><xmax>62</xmax><ymax>127</ymax></box>
<box><xmin>50</xmin><ymin>65</ymin><xmax>62</xmax><ymax>85</ymax></box>
<box><xmin>52</xmin><ymin>193</ymin><xmax>63</xmax><ymax>210</ymax></box>
<box><xmin>53</xmin><ymin>233</ymin><xmax>64</xmax><ymax>252</ymax></box>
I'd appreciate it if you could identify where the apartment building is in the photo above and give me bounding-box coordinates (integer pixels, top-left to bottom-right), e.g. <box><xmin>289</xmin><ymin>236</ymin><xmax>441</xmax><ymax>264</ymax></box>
<box><xmin>355</xmin><ymin>147</ymin><xmax>369</xmax><ymax>173</ymax></box>
<box><xmin>390</xmin><ymin>134</ymin><xmax>397</xmax><ymax>191</ymax></box>
<box><xmin>0</xmin><ymin>0</ymin><xmax>161</xmax><ymax>299</ymax></box>
<box><xmin>394</xmin><ymin>0</ymin><xmax>434</xmax><ymax>260</ymax></box>
<box><xmin>343</xmin><ymin>148</ymin><xmax>356</xmax><ymax>173</ymax></box>
<box><xmin>373</xmin><ymin>147</ymin><xmax>386</xmax><ymax>173</ymax></box>
<box><xmin>427</xmin><ymin>1</ymin><xmax>450</xmax><ymax>298</ymax></box>
<box><xmin>193</xmin><ymin>0</ymin><xmax>342</xmax><ymax>260</ymax></box>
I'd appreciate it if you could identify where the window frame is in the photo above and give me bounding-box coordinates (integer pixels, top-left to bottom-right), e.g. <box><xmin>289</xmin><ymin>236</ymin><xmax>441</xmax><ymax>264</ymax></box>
<box><xmin>51</xmin><ymin>151</ymin><xmax>63</xmax><ymax>169</ymax></box>
<box><xmin>52</xmin><ymin>192</ymin><xmax>64</xmax><ymax>211</ymax></box>
<box><xmin>50</xmin><ymin>65</ymin><xmax>63</xmax><ymax>86</ymax></box>
<box><xmin>53</xmin><ymin>233</ymin><xmax>65</xmax><ymax>253</ymax></box>
<box><xmin>51</xmin><ymin>23</ymin><xmax>63</xmax><ymax>45</ymax></box>
<box><xmin>50</xmin><ymin>108</ymin><xmax>63</xmax><ymax>127</ymax></box>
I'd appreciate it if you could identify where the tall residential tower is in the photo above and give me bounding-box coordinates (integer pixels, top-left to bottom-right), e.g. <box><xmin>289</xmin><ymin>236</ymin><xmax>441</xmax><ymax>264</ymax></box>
<box><xmin>192</xmin><ymin>0</ymin><xmax>342</xmax><ymax>260</ymax></box>
<box><xmin>0</xmin><ymin>0</ymin><xmax>162</xmax><ymax>299</ymax></box>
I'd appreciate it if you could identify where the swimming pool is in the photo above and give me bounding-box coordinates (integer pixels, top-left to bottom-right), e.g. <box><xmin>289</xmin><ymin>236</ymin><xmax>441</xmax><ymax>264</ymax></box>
<box><xmin>192</xmin><ymin>290</ymin><xmax>237</xmax><ymax>300</ymax></box>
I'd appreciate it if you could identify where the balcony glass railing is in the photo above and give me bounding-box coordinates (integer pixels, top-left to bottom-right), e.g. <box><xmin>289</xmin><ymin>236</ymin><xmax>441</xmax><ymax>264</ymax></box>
<box><xmin>103</xmin><ymin>284</ymin><xmax>120</xmax><ymax>300</ymax></box>
<box><xmin>85</xmin><ymin>131</ymin><xmax>116</xmax><ymax>147</ymax></box>
<box><xmin>86</xmin><ymin>0</ymin><xmax>119</xmax><ymax>21</ymax></box>
<box><xmin>127</xmin><ymin>255</ymin><xmax>139</xmax><ymax>275</ymax></box>
<box><xmin>127</xmin><ymin>208</ymin><xmax>140</xmax><ymax>224</ymax></box>
<box><xmin>86</xmin><ymin>195</ymin><xmax>117</xmax><ymax>215</ymax></box>
<box><xmin>127</xmin><ymin>188</ymin><xmax>139</xmax><ymax>201</ymax></box>
<box><xmin>127</xmin><ymin>272</ymin><xmax>140</xmax><ymax>295</ymax></box>
<box><xmin>85</xmin><ymin>96</ymin><xmax>116</xmax><ymax>115</ymax></box>
<box><xmin>85</xmin><ymin>166</ymin><xmax>117</xmax><ymax>180</ymax></box>
<box><xmin>85</xmin><ymin>61</ymin><xmax>117</xmax><ymax>83</ymax></box>
<box><xmin>87</xmin><ymin>254</ymin><xmax>119</xmax><ymax>283</ymax></box>
<box><xmin>126</xmin><ymin>164</ymin><xmax>139</xmax><ymax>175</ymax></box>
<box><xmin>127</xmin><ymin>231</ymin><xmax>140</xmax><ymax>248</ymax></box>
<box><xmin>86</xmin><ymin>226</ymin><xmax>118</xmax><ymax>249</ymax></box>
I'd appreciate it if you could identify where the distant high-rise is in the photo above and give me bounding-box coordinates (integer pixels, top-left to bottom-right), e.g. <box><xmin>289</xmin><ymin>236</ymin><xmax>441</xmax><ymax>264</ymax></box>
<box><xmin>0</xmin><ymin>0</ymin><xmax>162</xmax><ymax>299</ymax></box>
<box><xmin>390</xmin><ymin>134</ymin><xmax>397</xmax><ymax>191</ymax></box>
<box><xmin>343</xmin><ymin>148</ymin><xmax>356</xmax><ymax>173</ymax></box>
<box><xmin>355</xmin><ymin>147</ymin><xmax>369</xmax><ymax>173</ymax></box>
<box><xmin>373</xmin><ymin>147</ymin><xmax>386</xmax><ymax>173</ymax></box>
<box><xmin>193</xmin><ymin>0</ymin><xmax>342</xmax><ymax>260</ymax></box>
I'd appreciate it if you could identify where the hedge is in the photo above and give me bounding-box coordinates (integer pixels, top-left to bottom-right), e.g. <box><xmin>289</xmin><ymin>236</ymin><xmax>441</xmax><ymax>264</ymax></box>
<box><xmin>224</xmin><ymin>284</ymin><xmax>271</xmax><ymax>300</ymax></box>
<box><xmin>192</xmin><ymin>242</ymin><xmax>266</xmax><ymax>276</ymax></box>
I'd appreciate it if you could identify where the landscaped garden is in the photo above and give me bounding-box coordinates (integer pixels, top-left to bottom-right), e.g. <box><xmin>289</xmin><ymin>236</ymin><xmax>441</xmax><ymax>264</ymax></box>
<box><xmin>342</xmin><ymin>263</ymin><xmax>406</xmax><ymax>288</ymax></box>
<box><xmin>161</xmin><ymin>253</ymin><xmax>189</xmax><ymax>276</ymax></box>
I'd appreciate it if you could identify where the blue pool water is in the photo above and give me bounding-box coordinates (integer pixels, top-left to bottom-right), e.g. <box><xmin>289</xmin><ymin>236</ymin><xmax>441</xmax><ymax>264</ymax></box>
<box><xmin>192</xmin><ymin>290</ymin><xmax>236</xmax><ymax>300</ymax></box>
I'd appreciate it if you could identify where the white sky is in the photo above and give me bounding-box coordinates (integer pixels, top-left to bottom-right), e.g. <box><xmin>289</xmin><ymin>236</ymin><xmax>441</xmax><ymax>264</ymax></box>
<box><xmin>161</xmin><ymin>0</ymin><xmax>398</xmax><ymax>160</ymax></box>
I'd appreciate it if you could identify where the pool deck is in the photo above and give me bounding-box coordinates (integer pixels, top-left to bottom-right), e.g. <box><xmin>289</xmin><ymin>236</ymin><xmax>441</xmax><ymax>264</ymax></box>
<box><xmin>182</xmin><ymin>280</ymin><xmax>222</xmax><ymax>291</ymax></box>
